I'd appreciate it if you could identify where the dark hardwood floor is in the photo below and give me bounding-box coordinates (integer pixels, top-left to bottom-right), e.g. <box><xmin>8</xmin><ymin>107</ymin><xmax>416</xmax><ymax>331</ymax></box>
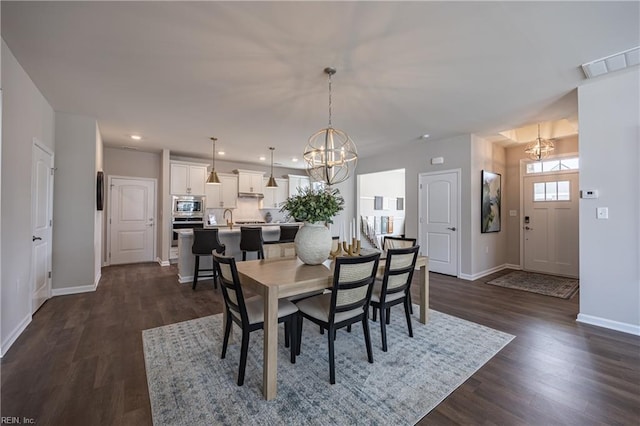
<box><xmin>1</xmin><ymin>263</ymin><xmax>638</xmax><ymax>425</ymax></box>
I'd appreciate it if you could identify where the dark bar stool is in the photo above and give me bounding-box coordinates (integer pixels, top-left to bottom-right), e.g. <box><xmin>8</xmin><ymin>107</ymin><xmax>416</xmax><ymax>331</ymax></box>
<box><xmin>240</xmin><ymin>227</ymin><xmax>264</xmax><ymax>261</ymax></box>
<box><xmin>279</xmin><ymin>225</ymin><xmax>299</xmax><ymax>243</ymax></box>
<box><xmin>192</xmin><ymin>228</ymin><xmax>226</xmax><ymax>290</ymax></box>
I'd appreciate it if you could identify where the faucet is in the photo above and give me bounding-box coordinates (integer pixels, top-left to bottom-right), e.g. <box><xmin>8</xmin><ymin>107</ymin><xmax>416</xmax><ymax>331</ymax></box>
<box><xmin>223</xmin><ymin>208</ymin><xmax>233</xmax><ymax>229</ymax></box>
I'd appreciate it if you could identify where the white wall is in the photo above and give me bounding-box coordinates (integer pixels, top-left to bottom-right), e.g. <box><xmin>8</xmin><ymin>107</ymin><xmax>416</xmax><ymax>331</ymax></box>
<box><xmin>1</xmin><ymin>40</ymin><xmax>55</xmax><ymax>355</ymax></box>
<box><xmin>52</xmin><ymin>112</ymin><xmax>100</xmax><ymax>292</ymax></box>
<box><xmin>577</xmin><ymin>67</ymin><xmax>640</xmax><ymax>335</ymax></box>
<box><xmin>358</xmin><ymin>169</ymin><xmax>406</xmax><ymax>241</ymax></box>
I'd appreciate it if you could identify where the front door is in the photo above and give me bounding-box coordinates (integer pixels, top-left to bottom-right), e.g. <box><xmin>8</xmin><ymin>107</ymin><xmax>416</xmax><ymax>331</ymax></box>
<box><xmin>31</xmin><ymin>140</ymin><xmax>54</xmax><ymax>313</ymax></box>
<box><xmin>109</xmin><ymin>177</ymin><xmax>156</xmax><ymax>265</ymax></box>
<box><xmin>418</xmin><ymin>171</ymin><xmax>459</xmax><ymax>276</ymax></box>
<box><xmin>523</xmin><ymin>172</ymin><xmax>579</xmax><ymax>277</ymax></box>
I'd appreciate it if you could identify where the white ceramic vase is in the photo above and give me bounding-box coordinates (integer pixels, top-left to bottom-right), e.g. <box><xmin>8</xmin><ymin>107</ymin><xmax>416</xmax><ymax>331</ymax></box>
<box><xmin>294</xmin><ymin>222</ymin><xmax>332</xmax><ymax>265</ymax></box>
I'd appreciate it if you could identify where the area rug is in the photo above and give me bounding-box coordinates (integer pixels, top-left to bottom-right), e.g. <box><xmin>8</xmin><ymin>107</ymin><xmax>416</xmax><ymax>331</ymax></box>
<box><xmin>142</xmin><ymin>309</ymin><xmax>514</xmax><ymax>425</ymax></box>
<box><xmin>486</xmin><ymin>270</ymin><xmax>579</xmax><ymax>299</ymax></box>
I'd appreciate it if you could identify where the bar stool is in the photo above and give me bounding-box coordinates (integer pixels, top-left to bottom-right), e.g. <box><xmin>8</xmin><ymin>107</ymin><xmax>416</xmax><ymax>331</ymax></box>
<box><xmin>192</xmin><ymin>228</ymin><xmax>226</xmax><ymax>290</ymax></box>
<box><xmin>279</xmin><ymin>225</ymin><xmax>299</xmax><ymax>243</ymax></box>
<box><xmin>240</xmin><ymin>227</ymin><xmax>264</xmax><ymax>261</ymax></box>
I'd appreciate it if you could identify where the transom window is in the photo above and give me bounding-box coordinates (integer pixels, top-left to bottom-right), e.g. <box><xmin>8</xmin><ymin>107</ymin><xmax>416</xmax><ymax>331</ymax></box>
<box><xmin>534</xmin><ymin>181</ymin><xmax>570</xmax><ymax>201</ymax></box>
<box><xmin>526</xmin><ymin>157</ymin><xmax>579</xmax><ymax>174</ymax></box>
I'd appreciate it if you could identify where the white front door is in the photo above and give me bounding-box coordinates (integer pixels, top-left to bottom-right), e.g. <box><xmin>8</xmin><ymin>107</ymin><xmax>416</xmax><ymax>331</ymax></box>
<box><xmin>523</xmin><ymin>172</ymin><xmax>579</xmax><ymax>277</ymax></box>
<box><xmin>31</xmin><ymin>140</ymin><xmax>54</xmax><ymax>313</ymax></box>
<box><xmin>418</xmin><ymin>171</ymin><xmax>459</xmax><ymax>276</ymax></box>
<box><xmin>109</xmin><ymin>177</ymin><xmax>156</xmax><ymax>265</ymax></box>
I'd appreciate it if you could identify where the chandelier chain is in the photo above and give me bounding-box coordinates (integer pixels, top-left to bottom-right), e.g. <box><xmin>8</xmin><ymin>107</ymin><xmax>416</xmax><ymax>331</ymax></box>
<box><xmin>328</xmin><ymin>72</ymin><xmax>332</xmax><ymax>127</ymax></box>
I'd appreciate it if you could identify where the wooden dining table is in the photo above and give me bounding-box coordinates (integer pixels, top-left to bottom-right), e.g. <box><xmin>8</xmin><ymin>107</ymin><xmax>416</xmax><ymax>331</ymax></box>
<box><xmin>234</xmin><ymin>253</ymin><xmax>429</xmax><ymax>400</ymax></box>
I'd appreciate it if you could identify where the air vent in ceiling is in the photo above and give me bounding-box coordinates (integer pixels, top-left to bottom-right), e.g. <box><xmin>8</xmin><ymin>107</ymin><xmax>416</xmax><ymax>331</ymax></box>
<box><xmin>582</xmin><ymin>46</ymin><xmax>640</xmax><ymax>79</ymax></box>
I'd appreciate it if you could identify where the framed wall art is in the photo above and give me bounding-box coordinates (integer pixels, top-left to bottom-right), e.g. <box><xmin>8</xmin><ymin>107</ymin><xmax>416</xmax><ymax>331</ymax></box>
<box><xmin>96</xmin><ymin>171</ymin><xmax>104</xmax><ymax>211</ymax></box>
<box><xmin>481</xmin><ymin>170</ymin><xmax>501</xmax><ymax>233</ymax></box>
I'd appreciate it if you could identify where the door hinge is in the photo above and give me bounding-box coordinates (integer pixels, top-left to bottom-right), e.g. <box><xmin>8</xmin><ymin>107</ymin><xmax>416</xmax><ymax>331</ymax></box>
<box><xmin>48</xmin><ymin>271</ymin><xmax>52</xmax><ymax>278</ymax></box>
<box><xmin>50</xmin><ymin>167</ymin><xmax>56</xmax><ymax>175</ymax></box>
<box><xmin>50</xmin><ymin>219</ymin><xmax>52</xmax><ymax>226</ymax></box>
<box><xmin>419</xmin><ymin>183</ymin><xmax>422</xmax><ymax>189</ymax></box>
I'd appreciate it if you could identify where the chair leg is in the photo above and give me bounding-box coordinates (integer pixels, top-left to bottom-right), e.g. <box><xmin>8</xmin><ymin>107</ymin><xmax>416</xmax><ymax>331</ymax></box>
<box><xmin>296</xmin><ymin>316</ymin><xmax>303</xmax><ymax>355</ymax></box>
<box><xmin>379</xmin><ymin>305</ymin><xmax>388</xmax><ymax>352</ymax></box>
<box><xmin>259</xmin><ymin>249</ymin><xmax>264</xmax><ymax>259</ymax></box>
<box><xmin>372</xmin><ymin>306</ymin><xmax>377</xmax><ymax>322</ymax></box>
<box><xmin>404</xmin><ymin>297</ymin><xmax>414</xmax><ymax>338</ymax></box>
<box><xmin>221</xmin><ymin>312</ymin><xmax>232</xmax><ymax>359</ymax></box>
<box><xmin>284</xmin><ymin>321</ymin><xmax>290</xmax><ymax>348</ymax></box>
<box><xmin>192</xmin><ymin>256</ymin><xmax>200</xmax><ymax>290</ymax></box>
<box><xmin>289</xmin><ymin>316</ymin><xmax>297</xmax><ymax>364</ymax></box>
<box><xmin>347</xmin><ymin>324</ymin><xmax>352</xmax><ymax>333</ymax></box>
<box><xmin>242</xmin><ymin>251</ymin><xmax>247</xmax><ymax>261</ymax></box>
<box><xmin>238</xmin><ymin>330</ymin><xmax>250</xmax><ymax>386</ymax></box>
<box><xmin>328</xmin><ymin>325</ymin><xmax>336</xmax><ymax>384</ymax></box>
<box><xmin>386</xmin><ymin>307</ymin><xmax>391</xmax><ymax>325</ymax></box>
<box><xmin>408</xmin><ymin>291</ymin><xmax>413</xmax><ymax>314</ymax></box>
<box><xmin>362</xmin><ymin>316</ymin><xmax>374</xmax><ymax>364</ymax></box>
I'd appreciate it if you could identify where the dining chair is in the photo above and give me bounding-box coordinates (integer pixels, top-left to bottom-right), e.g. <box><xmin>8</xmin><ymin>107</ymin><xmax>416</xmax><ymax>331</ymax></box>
<box><xmin>239</xmin><ymin>226</ymin><xmax>264</xmax><ymax>260</ymax></box>
<box><xmin>294</xmin><ymin>252</ymin><xmax>381</xmax><ymax>384</ymax></box>
<box><xmin>214</xmin><ymin>253</ymin><xmax>298</xmax><ymax>386</ymax></box>
<box><xmin>278</xmin><ymin>225</ymin><xmax>299</xmax><ymax>243</ymax></box>
<box><xmin>191</xmin><ymin>228</ymin><xmax>226</xmax><ymax>290</ymax></box>
<box><xmin>383</xmin><ymin>236</ymin><xmax>417</xmax><ymax>250</ymax></box>
<box><xmin>369</xmin><ymin>245</ymin><xmax>420</xmax><ymax>352</ymax></box>
<box><xmin>380</xmin><ymin>235</ymin><xmax>417</xmax><ymax>314</ymax></box>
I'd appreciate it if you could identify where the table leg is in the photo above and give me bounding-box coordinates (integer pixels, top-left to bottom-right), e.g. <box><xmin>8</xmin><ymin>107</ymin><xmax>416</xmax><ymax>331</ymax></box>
<box><xmin>419</xmin><ymin>263</ymin><xmax>430</xmax><ymax>324</ymax></box>
<box><xmin>263</xmin><ymin>286</ymin><xmax>278</xmax><ymax>400</ymax></box>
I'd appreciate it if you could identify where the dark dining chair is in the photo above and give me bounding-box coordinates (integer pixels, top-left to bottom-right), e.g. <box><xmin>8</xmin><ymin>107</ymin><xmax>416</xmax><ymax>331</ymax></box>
<box><xmin>239</xmin><ymin>227</ymin><xmax>264</xmax><ymax>260</ymax></box>
<box><xmin>379</xmin><ymin>235</ymin><xmax>417</xmax><ymax>315</ymax></box>
<box><xmin>279</xmin><ymin>225</ymin><xmax>299</xmax><ymax>243</ymax></box>
<box><xmin>192</xmin><ymin>228</ymin><xmax>226</xmax><ymax>290</ymax></box>
<box><xmin>294</xmin><ymin>252</ymin><xmax>381</xmax><ymax>384</ymax></box>
<box><xmin>214</xmin><ymin>253</ymin><xmax>298</xmax><ymax>386</ymax></box>
<box><xmin>369</xmin><ymin>245</ymin><xmax>419</xmax><ymax>351</ymax></box>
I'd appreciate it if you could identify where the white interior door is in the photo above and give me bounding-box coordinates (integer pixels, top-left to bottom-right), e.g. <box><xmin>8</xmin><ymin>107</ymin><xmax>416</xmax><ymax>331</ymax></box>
<box><xmin>523</xmin><ymin>172</ymin><xmax>579</xmax><ymax>277</ymax></box>
<box><xmin>419</xmin><ymin>171</ymin><xmax>459</xmax><ymax>276</ymax></box>
<box><xmin>31</xmin><ymin>140</ymin><xmax>54</xmax><ymax>313</ymax></box>
<box><xmin>109</xmin><ymin>177</ymin><xmax>156</xmax><ymax>265</ymax></box>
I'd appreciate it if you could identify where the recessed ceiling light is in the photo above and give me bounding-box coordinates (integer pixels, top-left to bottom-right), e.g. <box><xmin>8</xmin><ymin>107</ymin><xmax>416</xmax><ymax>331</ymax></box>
<box><xmin>259</xmin><ymin>156</ymin><xmax>266</xmax><ymax>161</ymax></box>
<box><xmin>421</xmin><ymin>134</ymin><xmax>430</xmax><ymax>139</ymax></box>
<box><xmin>218</xmin><ymin>151</ymin><xmax>225</xmax><ymax>156</ymax></box>
<box><xmin>130</xmin><ymin>135</ymin><xmax>142</xmax><ymax>140</ymax></box>
<box><xmin>291</xmin><ymin>158</ymin><xmax>299</xmax><ymax>162</ymax></box>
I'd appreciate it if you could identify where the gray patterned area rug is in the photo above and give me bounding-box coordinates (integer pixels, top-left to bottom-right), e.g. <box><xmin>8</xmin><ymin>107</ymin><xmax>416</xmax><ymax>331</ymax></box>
<box><xmin>486</xmin><ymin>270</ymin><xmax>579</xmax><ymax>299</ymax></box>
<box><xmin>143</xmin><ymin>309</ymin><xmax>514</xmax><ymax>425</ymax></box>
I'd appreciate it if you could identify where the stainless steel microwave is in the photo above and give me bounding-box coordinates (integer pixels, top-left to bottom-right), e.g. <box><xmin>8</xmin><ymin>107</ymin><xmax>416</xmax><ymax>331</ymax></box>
<box><xmin>172</xmin><ymin>195</ymin><xmax>205</xmax><ymax>218</ymax></box>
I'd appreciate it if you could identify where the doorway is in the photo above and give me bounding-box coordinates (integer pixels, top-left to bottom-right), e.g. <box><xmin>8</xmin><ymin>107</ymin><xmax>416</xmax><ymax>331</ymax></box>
<box><xmin>522</xmin><ymin>171</ymin><xmax>579</xmax><ymax>277</ymax></box>
<box><xmin>31</xmin><ymin>139</ymin><xmax>54</xmax><ymax>313</ymax></box>
<box><xmin>418</xmin><ymin>170</ymin><xmax>460</xmax><ymax>276</ymax></box>
<box><xmin>108</xmin><ymin>176</ymin><xmax>156</xmax><ymax>265</ymax></box>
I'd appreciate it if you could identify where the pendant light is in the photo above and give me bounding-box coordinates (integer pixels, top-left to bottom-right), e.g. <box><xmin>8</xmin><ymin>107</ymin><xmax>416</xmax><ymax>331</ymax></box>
<box><xmin>266</xmin><ymin>147</ymin><xmax>278</xmax><ymax>188</ymax></box>
<box><xmin>303</xmin><ymin>67</ymin><xmax>358</xmax><ymax>186</ymax></box>
<box><xmin>206</xmin><ymin>137</ymin><xmax>221</xmax><ymax>184</ymax></box>
<box><xmin>525</xmin><ymin>124</ymin><xmax>555</xmax><ymax>161</ymax></box>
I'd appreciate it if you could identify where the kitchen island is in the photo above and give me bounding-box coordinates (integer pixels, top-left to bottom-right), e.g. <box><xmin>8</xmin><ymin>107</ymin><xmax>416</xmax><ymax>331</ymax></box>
<box><xmin>176</xmin><ymin>224</ymin><xmax>299</xmax><ymax>283</ymax></box>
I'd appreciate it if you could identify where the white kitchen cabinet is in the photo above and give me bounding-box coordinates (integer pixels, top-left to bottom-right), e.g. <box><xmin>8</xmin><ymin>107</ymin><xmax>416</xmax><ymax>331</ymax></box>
<box><xmin>235</xmin><ymin>169</ymin><xmax>264</xmax><ymax>195</ymax></box>
<box><xmin>262</xmin><ymin>177</ymin><xmax>288</xmax><ymax>209</ymax></box>
<box><xmin>288</xmin><ymin>174</ymin><xmax>310</xmax><ymax>197</ymax></box>
<box><xmin>170</xmin><ymin>161</ymin><xmax>208</xmax><ymax>195</ymax></box>
<box><xmin>205</xmin><ymin>173</ymin><xmax>238</xmax><ymax>209</ymax></box>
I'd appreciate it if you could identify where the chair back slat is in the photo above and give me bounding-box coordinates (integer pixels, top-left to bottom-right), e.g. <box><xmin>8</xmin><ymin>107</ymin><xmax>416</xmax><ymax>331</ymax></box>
<box><xmin>214</xmin><ymin>253</ymin><xmax>248</xmax><ymax>325</ymax></box>
<box><xmin>380</xmin><ymin>246</ymin><xmax>420</xmax><ymax>298</ymax></box>
<box><xmin>330</xmin><ymin>253</ymin><xmax>380</xmax><ymax>317</ymax></box>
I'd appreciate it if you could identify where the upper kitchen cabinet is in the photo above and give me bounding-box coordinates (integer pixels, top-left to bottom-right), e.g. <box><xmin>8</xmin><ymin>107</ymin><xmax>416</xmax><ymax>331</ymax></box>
<box><xmin>170</xmin><ymin>161</ymin><xmax>208</xmax><ymax>195</ymax></box>
<box><xmin>288</xmin><ymin>174</ymin><xmax>310</xmax><ymax>197</ymax></box>
<box><xmin>235</xmin><ymin>169</ymin><xmax>264</xmax><ymax>196</ymax></box>
<box><xmin>262</xmin><ymin>177</ymin><xmax>288</xmax><ymax>209</ymax></box>
<box><xmin>205</xmin><ymin>173</ymin><xmax>238</xmax><ymax>209</ymax></box>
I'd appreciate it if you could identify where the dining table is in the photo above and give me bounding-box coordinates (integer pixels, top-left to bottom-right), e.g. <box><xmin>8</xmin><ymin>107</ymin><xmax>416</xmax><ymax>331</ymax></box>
<box><xmin>233</xmin><ymin>252</ymin><xmax>429</xmax><ymax>400</ymax></box>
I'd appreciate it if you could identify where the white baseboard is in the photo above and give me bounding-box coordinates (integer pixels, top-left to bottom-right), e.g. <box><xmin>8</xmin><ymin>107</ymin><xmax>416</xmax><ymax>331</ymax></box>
<box><xmin>157</xmin><ymin>257</ymin><xmax>170</xmax><ymax>267</ymax></box>
<box><xmin>178</xmin><ymin>274</ymin><xmax>193</xmax><ymax>284</ymax></box>
<box><xmin>95</xmin><ymin>271</ymin><xmax>101</xmax><ymax>289</ymax></box>
<box><xmin>576</xmin><ymin>313</ymin><xmax>640</xmax><ymax>336</ymax></box>
<box><xmin>52</xmin><ymin>282</ymin><xmax>98</xmax><ymax>297</ymax></box>
<box><xmin>1</xmin><ymin>314</ymin><xmax>32</xmax><ymax>358</ymax></box>
<box><xmin>459</xmin><ymin>264</ymin><xmax>512</xmax><ymax>281</ymax></box>
<box><xmin>504</xmin><ymin>263</ymin><xmax>522</xmax><ymax>270</ymax></box>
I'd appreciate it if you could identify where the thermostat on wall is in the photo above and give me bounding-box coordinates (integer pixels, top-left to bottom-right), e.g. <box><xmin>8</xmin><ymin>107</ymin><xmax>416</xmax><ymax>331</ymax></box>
<box><xmin>580</xmin><ymin>189</ymin><xmax>599</xmax><ymax>199</ymax></box>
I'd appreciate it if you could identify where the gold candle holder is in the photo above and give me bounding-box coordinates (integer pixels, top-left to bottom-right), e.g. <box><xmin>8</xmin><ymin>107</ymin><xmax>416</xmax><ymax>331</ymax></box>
<box><xmin>342</xmin><ymin>238</ymin><xmax>361</xmax><ymax>256</ymax></box>
<box><xmin>329</xmin><ymin>242</ymin><xmax>342</xmax><ymax>259</ymax></box>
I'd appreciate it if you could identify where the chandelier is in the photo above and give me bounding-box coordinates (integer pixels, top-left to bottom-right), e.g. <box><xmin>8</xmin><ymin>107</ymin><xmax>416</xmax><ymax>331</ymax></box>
<box><xmin>206</xmin><ymin>137</ymin><xmax>221</xmax><ymax>184</ymax></box>
<box><xmin>525</xmin><ymin>124</ymin><xmax>555</xmax><ymax>161</ymax></box>
<box><xmin>304</xmin><ymin>67</ymin><xmax>357</xmax><ymax>186</ymax></box>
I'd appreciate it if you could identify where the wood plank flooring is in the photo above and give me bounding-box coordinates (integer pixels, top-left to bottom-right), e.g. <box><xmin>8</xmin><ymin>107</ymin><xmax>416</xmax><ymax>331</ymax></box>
<box><xmin>1</xmin><ymin>263</ymin><xmax>638</xmax><ymax>425</ymax></box>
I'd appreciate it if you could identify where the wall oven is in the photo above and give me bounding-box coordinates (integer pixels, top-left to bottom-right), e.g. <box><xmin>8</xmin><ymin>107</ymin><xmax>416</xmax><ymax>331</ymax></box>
<box><xmin>172</xmin><ymin>196</ymin><xmax>205</xmax><ymax>246</ymax></box>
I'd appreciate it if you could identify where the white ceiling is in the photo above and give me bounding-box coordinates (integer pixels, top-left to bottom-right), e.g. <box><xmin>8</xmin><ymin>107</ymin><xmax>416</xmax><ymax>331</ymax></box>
<box><xmin>2</xmin><ymin>2</ymin><xmax>639</xmax><ymax>169</ymax></box>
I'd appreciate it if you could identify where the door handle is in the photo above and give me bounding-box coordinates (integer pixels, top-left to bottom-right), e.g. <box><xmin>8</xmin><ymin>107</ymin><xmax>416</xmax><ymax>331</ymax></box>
<box><xmin>446</xmin><ymin>227</ymin><xmax>456</xmax><ymax>231</ymax></box>
<box><xmin>32</xmin><ymin>236</ymin><xmax>42</xmax><ymax>241</ymax></box>
<box><xmin>524</xmin><ymin>226</ymin><xmax>533</xmax><ymax>230</ymax></box>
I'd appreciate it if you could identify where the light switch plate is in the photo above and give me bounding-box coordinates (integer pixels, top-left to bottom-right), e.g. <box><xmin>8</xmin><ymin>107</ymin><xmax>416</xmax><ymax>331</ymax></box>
<box><xmin>509</xmin><ymin>210</ymin><xmax>517</xmax><ymax>217</ymax></box>
<box><xmin>597</xmin><ymin>207</ymin><xmax>608</xmax><ymax>219</ymax></box>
